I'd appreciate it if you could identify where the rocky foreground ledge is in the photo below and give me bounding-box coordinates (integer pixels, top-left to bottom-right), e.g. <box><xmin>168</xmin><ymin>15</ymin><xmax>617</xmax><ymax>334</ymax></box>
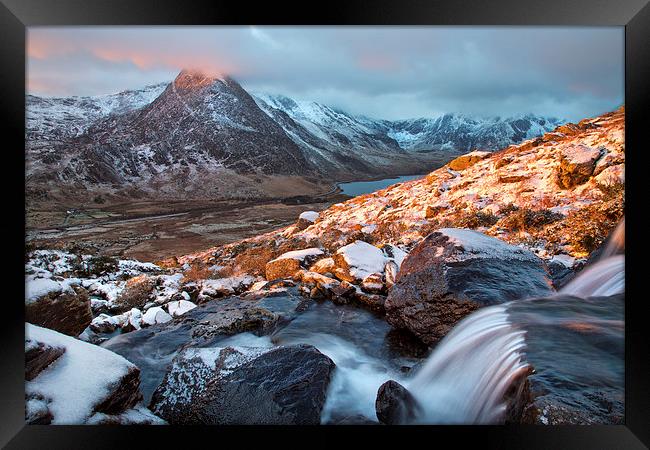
<box><xmin>24</xmin><ymin>108</ymin><xmax>625</xmax><ymax>425</ymax></box>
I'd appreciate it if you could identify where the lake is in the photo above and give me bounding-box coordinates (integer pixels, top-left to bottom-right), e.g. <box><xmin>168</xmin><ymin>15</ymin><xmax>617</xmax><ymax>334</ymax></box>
<box><xmin>337</xmin><ymin>174</ymin><xmax>424</xmax><ymax>197</ymax></box>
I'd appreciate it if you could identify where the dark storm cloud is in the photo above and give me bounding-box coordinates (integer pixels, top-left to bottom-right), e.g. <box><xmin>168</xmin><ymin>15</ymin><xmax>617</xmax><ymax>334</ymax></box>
<box><xmin>27</xmin><ymin>26</ymin><xmax>623</xmax><ymax>121</ymax></box>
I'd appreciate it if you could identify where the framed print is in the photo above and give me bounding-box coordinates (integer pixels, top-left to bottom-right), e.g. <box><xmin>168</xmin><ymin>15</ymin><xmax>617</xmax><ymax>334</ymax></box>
<box><xmin>1</xmin><ymin>0</ymin><xmax>648</xmax><ymax>448</ymax></box>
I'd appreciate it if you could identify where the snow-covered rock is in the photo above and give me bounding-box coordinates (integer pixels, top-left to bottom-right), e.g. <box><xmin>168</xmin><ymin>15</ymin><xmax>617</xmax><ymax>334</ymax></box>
<box><xmin>167</xmin><ymin>300</ymin><xmax>197</xmax><ymax>317</ymax></box>
<box><xmin>333</xmin><ymin>241</ymin><xmax>387</xmax><ymax>282</ymax></box>
<box><xmin>299</xmin><ymin>211</ymin><xmax>320</xmax><ymax>223</ymax></box>
<box><xmin>199</xmin><ymin>275</ymin><xmax>256</xmax><ymax>300</ymax></box>
<box><xmin>25</xmin><ymin>323</ymin><xmax>155</xmax><ymax>424</ymax></box>
<box><xmin>142</xmin><ymin>306</ymin><xmax>173</xmax><ymax>326</ymax></box>
<box><xmin>265</xmin><ymin>248</ymin><xmax>325</xmax><ymax>280</ymax></box>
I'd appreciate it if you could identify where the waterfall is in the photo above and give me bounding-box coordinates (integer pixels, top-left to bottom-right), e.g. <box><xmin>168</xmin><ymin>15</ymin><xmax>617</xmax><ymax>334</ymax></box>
<box><xmin>559</xmin><ymin>254</ymin><xmax>624</xmax><ymax>297</ymax></box>
<box><xmin>406</xmin><ymin>305</ymin><xmax>529</xmax><ymax>424</ymax></box>
<box><xmin>560</xmin><ymin>216</ymin><xmax>625</xmax><ymax>297</ymax></box>
<box><xmin>404</xmin><ymin>218</ymin><xmax>625</xmax><ymax>424</ymax></box>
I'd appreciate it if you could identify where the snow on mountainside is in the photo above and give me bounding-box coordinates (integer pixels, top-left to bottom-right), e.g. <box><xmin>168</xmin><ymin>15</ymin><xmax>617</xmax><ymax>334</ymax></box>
<box><xmin>253</xmin><ymin>93</ymin><xmax>415</xmax><ymax>177</ymax></box>
<box><xmin>27</xmin><ymin>70</ymin><xmax>318</xmax><ymax>200</ymax></box>
<box><xmin>381</xmin><ymin>113</ymin><xmax>561</xmax><ymax>153</ymax></box>
<box><xmin>26</xmin><ymin>69</ymin><xmax>568</xmax><ymax>201</ymax></box>
<box><xmin>254</xmin><ymin>93</ymin><xmax>563</xmax><ymax>156</ymax></box>
<box><xmin>27</xmin><ymin>83</ymin><xmax>168</xmax><ymax>140</ymax></box>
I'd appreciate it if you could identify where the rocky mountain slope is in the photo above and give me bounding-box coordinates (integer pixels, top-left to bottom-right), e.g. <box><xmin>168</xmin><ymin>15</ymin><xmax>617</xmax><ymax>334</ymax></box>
<box><xmin>178</xmin><ymin>106</ymin><xmax>624</xmax><ymax>274</ymax></box>
<box><xmin>26</xmin><ymin>69</ymin><xmax>564</xmax><ymax>202</ymax></box>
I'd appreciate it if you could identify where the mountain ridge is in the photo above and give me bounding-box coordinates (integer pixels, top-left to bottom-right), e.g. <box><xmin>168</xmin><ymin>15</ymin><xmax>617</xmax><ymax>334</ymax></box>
<box><xmin>26</xmin><ymin>69</ymin><xmax>570</xmax><ymax>203</ymax></box>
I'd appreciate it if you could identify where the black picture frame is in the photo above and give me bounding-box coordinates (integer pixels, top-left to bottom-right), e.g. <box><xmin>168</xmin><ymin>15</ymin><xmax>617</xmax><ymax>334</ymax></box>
<box><xmin>1</xmin><ymin>0</ymin><xmax>648</xmax><ymax>448</ymax></box>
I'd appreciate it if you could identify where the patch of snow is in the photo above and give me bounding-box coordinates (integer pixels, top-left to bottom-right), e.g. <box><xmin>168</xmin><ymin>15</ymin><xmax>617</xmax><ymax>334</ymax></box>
<box><xmin>439</xmin><ymin>228</ymin><xmax>539</xmax><ymax>262</ymax></box>
<box><xmin>167</xmin><ymin>300</ymin><xmax>197</xmax><ymax>317</ymax></box>
<box><xmin>271</xmin><ymin>248</ymin><xmax>324</xmax><ymax>262</ymax></box>
<box><xmin>25</xmin><ymin>277</ymin><xmax>64</xmax><ymax>304</ymax></box>
<box><xmin>550</xmin><ymin>254</ymin><xmax>576</xmax><ymax>268</ymax></box>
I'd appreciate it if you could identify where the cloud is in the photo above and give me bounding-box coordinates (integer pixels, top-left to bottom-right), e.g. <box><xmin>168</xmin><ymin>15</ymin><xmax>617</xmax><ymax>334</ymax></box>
<box><xmin>26</xmin><ymin>26</ymin><xmax>623</xmax><ymax>121</ymax></box>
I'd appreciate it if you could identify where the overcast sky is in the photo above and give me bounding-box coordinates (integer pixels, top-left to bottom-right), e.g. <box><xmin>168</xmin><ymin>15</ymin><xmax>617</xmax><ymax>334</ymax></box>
<box><xmin>27</xmin><ymin>26</ymin><xmax>623</xmax><ymax>121</ymax></box>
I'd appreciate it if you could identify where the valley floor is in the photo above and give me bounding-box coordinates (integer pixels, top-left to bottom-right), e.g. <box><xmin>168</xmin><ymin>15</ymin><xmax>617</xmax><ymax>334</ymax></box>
<box><xmin>26</xmin><ymin>191</ymin><xmax>350</xmax><ymax>262</ymax></box>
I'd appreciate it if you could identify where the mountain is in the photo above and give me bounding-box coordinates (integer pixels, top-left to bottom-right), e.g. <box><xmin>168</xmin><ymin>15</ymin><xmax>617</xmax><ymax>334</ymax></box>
<box><xmin>386</xmin><ymin>113</ymin><xmax>564</xmax><ymax>153</ymax></box>
<box><xmin>27</xmin><ymin>70</ymin><xmax>318</xmax><ymax>201</ymax></box>
<box><xmin>27</xmin><ymin>83</ymin><xmax>168</xmax><ymax>141</ymax></box>
<box><xmin>26</xmin><ymin>69</ymin><xmax>567</xmax><ymax>203</ymax></box>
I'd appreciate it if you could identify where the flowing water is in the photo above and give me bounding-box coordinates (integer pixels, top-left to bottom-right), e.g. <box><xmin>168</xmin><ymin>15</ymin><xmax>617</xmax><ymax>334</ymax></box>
<box><xmin>106</xmin><ymin>219</ymin><xmax>625</xmax><ymax>424</ymax></box>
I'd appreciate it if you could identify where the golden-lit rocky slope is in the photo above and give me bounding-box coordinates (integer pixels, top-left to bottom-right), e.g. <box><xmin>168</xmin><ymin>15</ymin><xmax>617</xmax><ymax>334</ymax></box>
<box><xmin>177</xmin><ymin>106</ymin><xmax>624</xmax><ymax>276</ymax></box>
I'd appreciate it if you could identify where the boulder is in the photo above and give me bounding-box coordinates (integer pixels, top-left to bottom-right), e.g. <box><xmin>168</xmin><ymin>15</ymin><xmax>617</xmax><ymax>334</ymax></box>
<box><xmin>151</xmin><ymin>344</ymin><xmax>335</xmax><ymax>425</ymax></box>
<box><xmin>102</xmin><ymin>289</ymin><xmax>304</xmax><ymax>404</ymax></box>
<box><xmin>309</xmin><ymin>257</ymin><xmax>336</xmax><ymax>275</ymax></box>
<box><xmin>448</xmin><ymin>151</ymin><xmax>491</xmax><ymax>171</ymax></box>
<box><xmin>199</xmin><ymin>275</ymin><xmax>256</xmax><ymax>300</ymax></box>
<box><xmin>332</xmin><ymin>240</ymin><xmax>387</xmax><ymax>283</ymax></box>
<box><xmin>25</xmin><ymin>323</ymin><xmax>154</xmax><ymax>424</ymax></box>
<box><xmin>556</xmin><ymin>144</ymin><xmax>602</xmax><ymax>189</ymax></box>
<box><xmin>142</xmin><ymin>306</ymin><xmax>173</xmax><ymax>326</ymax></box>
<box><xmin>385</xmin><ymin>228</ymin><xmax>553</xmax><ymax>345</ymax></box>
<box><xmin>25</xmin><ymin>283</ymin><xmax>92</xmax><ymax>337</ymax></box>
<box><xmin>266</xmin><ymin>257</ymin><xmax>302</xmax><ymax>280</ymax></box>
<box><xmin>375</xmin><ymin>380</ymin><xmax>421</xmax><ymax>425</ymax></box>
<box><xmin>295</xmin><ymin>210</ymin><xmax>320</xmax><ymax>231</ymax></box>
<box><xmin>167</xmin><ymin>299</ymin><xmax>197</xmax><ymax>317</ymax></box>
<box><xmin>265</xmin><ymin>248</ymin><xmax>324</xmax><ymax>280</ymax></box>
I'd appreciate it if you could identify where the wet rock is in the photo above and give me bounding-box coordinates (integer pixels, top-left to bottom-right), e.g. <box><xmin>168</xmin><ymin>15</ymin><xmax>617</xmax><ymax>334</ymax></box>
<box><xmin>448</xmin><ymin>151</ymin><xmax>491</xmax><ymax>171</ymax></box>
<box><xmin>25</xmin><ymin>285</ymin><xmax>93</xmax><ymax>337</ymax></box>
<box><xmin>385</xmin><ymin>228</ymin><xmax>553</xmax><ymax>345</ymax></box>
<box><xmin>152</xmin><ymin>344</ymin><xmax>335</xmax><ymax>425</ymax></box>
<box><xmin>556</xmin><ymin>144</ymin><xmax>602</xmax><ymax>189</ymax></box>
<box><xmin>376</xmin><ymin>380</ymin><xmax>421</xmax><ymax>424</ymax></box>
<box><xmin>102</xmin><ymin>289</ymin><xmax>303</xmax><ymax>403</ymax></box>
<box><xmin>508</xmin><ymin>294</ymin><xmax>624</xmax><ymax>424</ymax></box>
<box><xmin>25</xmin><ymin>339</ymin><xmax>65</xmax><ymax>381</ymax></box>
<box><xmin>326</xmin><ymin>414</ymin><xmax>379</xmax><ymax>425</ymax></box>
